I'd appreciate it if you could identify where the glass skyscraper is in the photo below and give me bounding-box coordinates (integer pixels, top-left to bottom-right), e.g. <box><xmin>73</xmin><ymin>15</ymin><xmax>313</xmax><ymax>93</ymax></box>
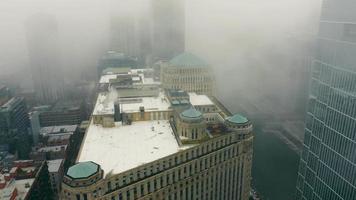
<box><xmin>296</xmin><ymin>0</ymin><xmax>356</xmax><ymax>199</ymax></box>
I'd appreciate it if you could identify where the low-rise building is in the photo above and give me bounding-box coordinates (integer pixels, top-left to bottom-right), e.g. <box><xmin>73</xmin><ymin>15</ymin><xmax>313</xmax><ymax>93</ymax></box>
<box><xmin>0</xmin><ymin>160</ymin><xmax>51</xmax><ymax>200</ymax></box>
<box><xmin>48</xmin><ymin>159</ymin><xmax>64</xmax><ymax>198</ymax></box>
<box><xmin>30</xmin><ymin>145</ymin><xmax>67</xmax><ymax>161</ymax></box>
<box><xmin>39</xmin><ymin>101</ymin><xmax>85</xmax><ymax>127</ymax></box>
<box><xmin>39</xmin><ymin>125</ymin><xmax>78</xmax><ymax>146</ymax></box>
<box><xmin>97</xmin><ymin>51</ymin><xmax>139</xmax><ymax>77</ymax></box>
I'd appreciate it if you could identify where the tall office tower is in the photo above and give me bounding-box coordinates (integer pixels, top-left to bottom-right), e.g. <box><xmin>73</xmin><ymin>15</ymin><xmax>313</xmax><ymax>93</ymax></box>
<box><xmin>296</xmin><ymin>1</ymin><xmax>356</xmax><ymax>199</ymax></box>
<box><xmin>110</xmin><ymin>15</ymin><xmax>153</xmax><ymax>65</ymax></box>
<box><xmin>26</xmin><ymin>14</ymin><xmax>64</xmax><ymax>104</ymax></box>
<box><xmin>0</xmin><ymin>97</ymin><xmax>31</xmax><ymax>158</ymax></box>
<box><xmin>110</xmin><ymin>16</ymin><xmax>140</xmax><ymax>59</ymax></box>
<box><xmin>151</xmin><ymin>0</ymin><xmax>185</xmax><ymax>61</ymax></box>
<box><xmin>0</xmin><ymin>85</ymin><xmax>11</xmax><ymax>106</ymax></box>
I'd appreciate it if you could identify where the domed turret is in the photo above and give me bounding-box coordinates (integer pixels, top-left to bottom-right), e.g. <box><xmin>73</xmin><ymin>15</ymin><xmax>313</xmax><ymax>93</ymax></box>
<box><xmin>177</xmin><ymin>107</ymin><xmax>206</xmax><ymax>140</ymax></box>
<box><xmin>225</xmin><ymin>114</ymin><xmax>252</xmax><ymax>135</ymax></box>
<box><xmin>63</xmin><ymin>161</ymin><xmax>103</xmax><ymax>188</ymax></box>
<box><xmin>180</xmin><ymin>107</ymin><xmax>204</xmax><ymax>123</ymax></box>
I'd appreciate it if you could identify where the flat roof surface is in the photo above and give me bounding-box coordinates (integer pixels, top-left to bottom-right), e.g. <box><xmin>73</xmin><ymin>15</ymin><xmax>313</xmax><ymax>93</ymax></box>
<box><xmin>37</xmin><ymin>145</ymin><xmax>67</xmax><ymax>152</ymax></box>
<box><xmin>78</xmin><ymin>120</ymin><xmax>185</xmax><ymax>175</ymax></box>
<box><xmin>47</xmin><ymin>159</ymin><xmax>63</xmax><ymax>173</ymax></box>
<box><xmin>93</xmin><ymin>92</ymin><xmax>115</xmax><ymax>115</ymax></box>
<box><xmin>189</xmin><ymin>93</ymin><xmax>214</xmax><ymax>106</ymax></box>
<box><xmin>120</xmin><ymin>92</ymin><xmax>171</xmax><ymax>113</ymax></box>
<box><xmin>99</xmin><ymin>74</ymin><xmax>118</xmax><ymax>84</ymax></box>
<box><xmin>14</xmin><ymin>178</ymin><xmax>35</xmax><ymax>199</ymax></box>
<box><xmin>40</xmin><ymin>125</ymin><xmax>77</xmax><ymax>136</ymax></box>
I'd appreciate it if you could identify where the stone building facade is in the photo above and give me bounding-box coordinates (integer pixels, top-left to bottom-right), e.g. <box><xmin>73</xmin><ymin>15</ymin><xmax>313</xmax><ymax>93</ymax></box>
<box><xmin>161</xmin><ymin>53</ymin><xmax>215</xmax><ymax>96</ymax></box>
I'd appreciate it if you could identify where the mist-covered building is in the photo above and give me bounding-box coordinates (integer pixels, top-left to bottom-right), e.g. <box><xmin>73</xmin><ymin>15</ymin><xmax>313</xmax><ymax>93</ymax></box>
<box><xmin>0</xmin><ymin>97</ymin><xmax>30</xmax><ymax>158</ymax></box>
<box><xmin>0</xmin><ymin>85</ymin><xmax>11</xmax><ymax>106</ymax></box>
<box><xmin>60</xmin><ymin>67</ymin><xmax>253</xmax><ymax>200</ymax></box>
<box><xmin>110</xmin><ymin>16</ymin><xmax>140</xmax><ymax>60</ymax></box>
<box><xmin>97</xmin><ymin>51</ymin><xmax>138</xmax><ymax>77</ymax></box>
<box><xmin>296</xmin><ymin>0</ymin><xmax>356</xmax><ymax>199</ymax></box>
<box><xmin>151</xmin><ymin>0</ymin><xmax>185</xmax><ymax>61</ymax></box>
<box><xmin>161</xmin><ymin>52</ymin><xmax>215</xmax><ymax>95</ymax></box>
<box><xmin>26</xmin><ymin>13</ymin><xmax>64</xmax><ymax>104</ymax></box>
<box><xmin>110</xmin><ymin>15</ymin><xmax>152</xmax><ymax>65</ymax></box>
<box><xmin>38</xmin><ymin>101</ymin><xmax>86</xmax><ymax>127</ymax></box>
<box><xmin>0</xmin><ymin>97</ymin><xmax>30</xmax><ymax>136</ymax></box>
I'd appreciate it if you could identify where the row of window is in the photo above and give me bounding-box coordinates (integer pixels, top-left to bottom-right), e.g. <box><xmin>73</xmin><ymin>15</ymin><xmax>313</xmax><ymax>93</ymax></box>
<box><xmin>65</xmin><ymin>134</ymin><xmax>247</xmax><ymax>200</ymax></box>
<box><xmin>317</xmin><ymin>161</ymin><xmax>355</xmax><ymax>200</ymax></box>
<box><xmin>101</xmin><ymin>135</ymin><xmax>238</xmax><ymax>194</ymax></box>
<box><xmin>302</xmin><ymin>135</ymin><xmax>356</xmax><ymax>184</ymax></box>
<box><xmin>164</xmin><ymin>68</ymin><xmax>208</xmax><ymax>75</ymax></box>
<box><xmin>180</xmin><ymin>126</ymin><xmax>203</xmax><ymax>139</ymax></box>
<box><xmin>306</xmin><ymin>104</ymin><xmax>356</xmax><ymax>142</ymax></box>
<box><xmin>309</xmin><ymin>80</ymin><xmax>356</xmax><ymax>120</ymax></box>
<box><xmin>168</xmin><ymin>85</ymin><xmax>211</xmax><ymax>93</ymax></box>
<box><xmin>112</xmin><ymin>142</ymin><xmax>240</xmax><ymax>191</ymax></box>
<box><xmin>312</xmin><ymin>61</ymin><xmax>356</xmax><ymax>93</ymax></box>
<box><xmin>108</xmin><ymin>154</ymin><xmax>245</xmax><ymax>200</ymax></box>
<box><xmin>297</xmin><ymin>161</ymin><xmax>355</xmax><ymax>200</ymax></box>
<box><xmin>318</xmin><ymin>144</ymin><xmax>356</xmax><ymax>186</ymax></box>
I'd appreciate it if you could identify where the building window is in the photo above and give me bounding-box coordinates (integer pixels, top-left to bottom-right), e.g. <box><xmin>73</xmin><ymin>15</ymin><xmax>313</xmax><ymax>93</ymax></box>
<box><xmin>344</xmin><ymin>23</ymin><xmax>356</xmax><ymax>42</ymax></box>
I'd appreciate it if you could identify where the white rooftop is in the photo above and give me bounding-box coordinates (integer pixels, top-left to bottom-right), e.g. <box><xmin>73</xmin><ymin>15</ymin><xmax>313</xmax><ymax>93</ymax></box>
<box><xmin>0</xmin><ymin>178</ymin><xmax>34</xmax><ymax>200</ymax></box>
<box><xmin>188</xmin><ymin>92</ymin><xmax>214</xmax><ymax>106</ymax></box>
<box><xmin>99</xmin><ymin>74</ymin><xmax>118</xmax><ymax>84</ymax></box>
<box><xmin>47</xmin><ymin>134</ymin><xmax>71</xmax><ymax>142</ymax></box>
<box><xmin>14</xmin><ymin>178</ymin><xmax>35</xmax><ymax>199</ymax></box>
<box><xmin>78</xmin><ymin>120</ymin><xmax>188</xmax><ymax>175</ymax></box>
<box><xmin>100</xmin><ymin>69</ymin><xmax>159</xmax><ymax>86</ymax></box>
<box><xmin>40</xmin><ymin>125</ymin><xmax>77</xmax><ymax>136</ymax></box>
<box><xmin>37</xmin><ymin>145</ymin><xmax>67</xmax><ymax>152</ymax></box>
<box><xmin>120</xmin><ymin>92</ymin><xmax>171</xmax><ymax>113</ymax></box>
<box><xmin>47</xmin><ymin>159</ymin><xmax>63</xmax><ymax>173</ymax></box>
<box><xmin>93</xmin><ymin>92</ymin><xmax>116</xmax><ymax>115</ymax></box>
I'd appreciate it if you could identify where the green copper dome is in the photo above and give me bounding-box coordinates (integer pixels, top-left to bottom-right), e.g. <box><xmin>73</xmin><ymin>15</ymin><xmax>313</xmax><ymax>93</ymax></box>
<box><xmin>170</xmin><ymin>52</ymin><xmax>208</xmax><ymax>67</ymax></box>
<box><xmin>180</xmin><ymin>107</ymin><xmax>203</xmax><ymax>119</ymax></box>
<box><xmin>66</xmin><ymin>161</ymin><xmax>99</xmax><ymax>179</ymax></box>
<box><xmin>227</xmin><ymin>114</ymin><xmax>249</xmax><ymax>124</ymax></box>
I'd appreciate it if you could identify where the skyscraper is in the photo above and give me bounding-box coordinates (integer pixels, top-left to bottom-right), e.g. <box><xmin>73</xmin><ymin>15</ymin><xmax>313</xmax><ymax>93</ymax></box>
<box><xmin>26</xmin><ymin>14</ymin><xmax>64</xmax><ymax>104</ymax></box>
<box><xmin>0</xmin><ymin>97</ymin><xmax>31</xmax><ymax>158</ymax></box>
<box><xmin>0</xmin><ymin>97</ymin><xmax>30</xmax><ymax>135</ymax></box>
<box><xmin>296</xmin><ymin>1</ymin><xmax>356</xmax><ymax>199</ymax></box>
<box><xmin>110</xmin><ymin>16</ymin><xmax>140</xmax><ymax>59</ymax></box>
<box><xmin>151</xmin><ymin>0</ymin><xmax>185</xmax><ymax>61</ymax></box>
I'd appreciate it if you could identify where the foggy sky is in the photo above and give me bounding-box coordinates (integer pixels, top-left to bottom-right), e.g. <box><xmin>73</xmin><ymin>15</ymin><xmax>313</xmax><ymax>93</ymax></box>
<box><xmin>0</xmin><ymin>0</ymin><xmax>322</xmax><ymax>114</ymax></box>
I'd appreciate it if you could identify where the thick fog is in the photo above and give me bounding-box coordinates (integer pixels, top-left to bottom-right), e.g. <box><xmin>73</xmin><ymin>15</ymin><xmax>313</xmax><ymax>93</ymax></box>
<box><xmin>0</xmin><ymin>0</ymin><xmax>321</xmax><ymax>115</ymax></box>
<box><xmin>186</xmin><ymin>0</ymin><xmax>322</xmax><ymax>117</ymax></box>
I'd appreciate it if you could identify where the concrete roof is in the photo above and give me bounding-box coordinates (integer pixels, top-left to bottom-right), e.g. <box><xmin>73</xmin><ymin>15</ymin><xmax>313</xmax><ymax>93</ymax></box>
<box><xmin>78</xmin><ymin>120</ymin><xmax>191</xmax><ymax>175</ymax></box>
<box><xmin>47</xmin><ymin>159</ymin><xmax>63</xmax><ymax>173</ymax></box>
<box><xmin>188</xmin><ymin>93</ymin><xmax>214</xmax><ymax>106</ymax></box>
